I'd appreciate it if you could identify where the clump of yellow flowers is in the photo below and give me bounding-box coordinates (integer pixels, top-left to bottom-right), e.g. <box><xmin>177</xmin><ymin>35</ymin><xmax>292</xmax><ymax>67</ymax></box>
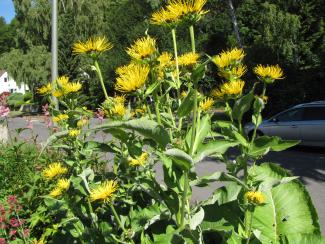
<box><xmin>43</xmin><ymin>162</ymin><xmax>68</xmax><ymax>180</ymax></box>
<box><xmin>129</xmin><ymin>152</ymin><xmax>149</xmax><ymax>167</ymax></box>
<box><xmin>38</xmin><ymin>76</ymin><xmax>82</xmax><ymax>98</ymax></box>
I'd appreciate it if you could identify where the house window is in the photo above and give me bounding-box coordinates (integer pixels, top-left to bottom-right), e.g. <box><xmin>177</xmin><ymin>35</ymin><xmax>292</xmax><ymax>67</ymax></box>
<box><xmin>4</xmin><ymin>78</ymin><xmax>7</xmax><ymax>82</ymax></box>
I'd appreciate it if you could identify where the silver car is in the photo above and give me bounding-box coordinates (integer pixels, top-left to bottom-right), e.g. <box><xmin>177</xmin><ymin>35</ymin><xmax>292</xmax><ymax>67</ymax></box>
<box><xmin>244</xmin><ymin>101</ymin><xmax>325</xmax><ymax>147</ymax></box>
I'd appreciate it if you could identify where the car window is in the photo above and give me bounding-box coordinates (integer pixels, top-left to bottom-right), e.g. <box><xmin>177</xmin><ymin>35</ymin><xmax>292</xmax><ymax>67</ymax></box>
<box><xmin>303</xmin><ymin>107</ymin><xmax>325</xmax><ymax>120</ymax></box>
<box><xmin>275</xmin><ymin>108</ymin><xmax>304</xmax><ymax>122</ymax></box>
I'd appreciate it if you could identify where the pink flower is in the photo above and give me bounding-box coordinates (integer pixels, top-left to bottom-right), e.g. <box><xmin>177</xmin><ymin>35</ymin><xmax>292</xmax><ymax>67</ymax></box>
<box><xmin>96</xmin><ymin>109</ymin><xmax>105</xmax><ymax>123</ymax></box>
<box><xmin>23</xmin><ymin>229</ymin><xmax>30</xmax><ymax>237</ymax></box>
<box><xmin>0</xmin><ymin>237</ymin><xmax>6</xmax><ymax>244</ymax></box>
<box><xmin>7</xmin><ymin>196</ymin><xmax>17</xmax><ymax>206</ymax></box>
<box><xmin>42</xmin><ymin>104</ymin><xmax>50</xmax><ymax>116</ymax></box>
<box><xmin>9</xmin><ymin>229</ymin><xmax>17</xmax><ymax>237</ymax></box>
<box><xmin>0</xmin><ymin>223</ymin><xmax>7</xmax><ymax>230</ymax></box>
<box><xmin>0</xmin><ymin>106</ymin><xmax>10</xmax><ymax>118</ymax></box>
<box><xmin>9</xmin><ymin>218</ymin><xmax>21</xmax><ymax>228</ymax></box>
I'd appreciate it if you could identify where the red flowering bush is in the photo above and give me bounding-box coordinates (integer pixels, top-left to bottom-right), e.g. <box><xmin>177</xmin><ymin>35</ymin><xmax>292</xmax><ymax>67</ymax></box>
<box><xmin>0</xmin><ymin>195</ymin><xmax>30</xmax><ymax>243</ymax></box>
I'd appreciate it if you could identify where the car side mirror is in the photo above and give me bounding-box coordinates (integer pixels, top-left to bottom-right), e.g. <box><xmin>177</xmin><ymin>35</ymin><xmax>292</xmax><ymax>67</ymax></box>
<box><xmin>271</xmin><ymin>118</ymin><xmax>278</xmax><ymax>123</ymax></box>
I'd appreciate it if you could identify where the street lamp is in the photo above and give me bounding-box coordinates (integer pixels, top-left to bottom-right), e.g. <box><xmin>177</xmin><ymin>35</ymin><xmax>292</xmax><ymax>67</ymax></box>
<box><xmin>51</xmin><ymin>0</ymin><xmax>58</xmax><ymax>109</ymax></box>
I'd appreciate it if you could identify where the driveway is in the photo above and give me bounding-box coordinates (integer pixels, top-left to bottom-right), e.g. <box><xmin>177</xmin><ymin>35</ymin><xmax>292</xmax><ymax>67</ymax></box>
<box><xmin>7</xmin><ymin>117</ymin><xmax>325</xmax><ymax>234</ymax></box>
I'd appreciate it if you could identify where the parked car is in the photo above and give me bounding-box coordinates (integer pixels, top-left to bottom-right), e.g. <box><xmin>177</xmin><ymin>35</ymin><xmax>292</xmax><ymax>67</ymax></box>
<box><xmin>244</xmin><ymin>101</ymin><xmax>325</xmax><ymax>147</ymax></box>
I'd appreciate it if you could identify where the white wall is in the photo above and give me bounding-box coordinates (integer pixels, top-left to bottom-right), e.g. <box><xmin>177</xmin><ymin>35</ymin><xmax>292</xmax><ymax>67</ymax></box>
<box><xmin>0</xmin><ymin>71</ymin><xmax>28</xmax><ymax>94</ymax></box>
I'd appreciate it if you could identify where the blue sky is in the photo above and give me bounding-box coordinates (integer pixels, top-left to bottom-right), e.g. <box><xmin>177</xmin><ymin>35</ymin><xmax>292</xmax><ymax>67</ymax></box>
<box><xmin>0</xmin><ymin>0</ymin><xmax>15</xmax><ymax>23</ymax></box>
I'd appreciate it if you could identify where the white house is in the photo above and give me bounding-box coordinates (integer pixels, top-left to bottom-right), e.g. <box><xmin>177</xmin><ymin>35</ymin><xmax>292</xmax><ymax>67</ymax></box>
<box><xmin>0</xmin><ymin>70</ymin><xmax>29</xmax><ymax>94</ymax></box>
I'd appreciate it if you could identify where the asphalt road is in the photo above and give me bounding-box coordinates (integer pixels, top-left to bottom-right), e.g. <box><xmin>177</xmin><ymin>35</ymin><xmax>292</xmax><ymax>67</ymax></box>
<box><xmin>6</xmin><ymin>117</ymin><xmax>325</xmax><ymax>234</ymax></box>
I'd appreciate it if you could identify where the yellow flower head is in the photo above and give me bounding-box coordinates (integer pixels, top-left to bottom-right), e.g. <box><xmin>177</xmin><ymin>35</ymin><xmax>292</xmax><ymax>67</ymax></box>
<box><xmin>73</xmin><ymin>36</ymin><xmax>113</xmax><ymax>55</ymax></box>
<box><xmin>68</xmin><ymin>129</ymin><xmax>81</xmax><ymax>137</ymax></box>
<box><xmin>52</xmin><ymin>114</ymin><xmax>69</xmax><ymax>123</ymax></box>
<box><xmin>53</xmin><ymin>90</ymin><xmax>64</xmax><ymax>98</ymax></box>
<box><xmin>127</xmin><ymin>36</ymin><xmax>157</xmax><ymax>60</ymax></box>
<box><xmin>115</xmin><ymin>64</ymin><xmax>150</xmax><ymax>93</ymax></box>
<box><xmin>219</xmin><ymin>64</ymin><xmax>247</xmax><ymax>80</ymax></box>
<box><xmin>199</xmin><ymin>98</ymin><xmax>214</xmax><ymax>112</ymax></box>
<box><xmin>151</xmin><ymin>0</ymin><xmax>208</xmax><ymax>25</ymax></box>
<box><xmin>212</xmin><ymin>80</ymin><xmax>245</xmax><ymax>99</ymax></box>
<box><xmin>38</xmin><ymin>83</ymin><xmax>52</xmax><ymax>95</ymax></box>
<box><xmin>113</xmin><ymin>95</ymin><xmax>126</xmax><ymax>104</ymax></box>
<box><xmin>181</xmin><ymin>91</ymin><xmax>187</xmax><ymax>98</ymax></box>
<box><xmin>56</xmin><ymin>76</ymin><xmax>69</xmax><ymax>87</ymax></box>
<box><xmin>49</xmin><ymin>187</ymin><xmax>62</xmax><ymax>198</ymax></box>
<box><xmin>63</xmin><ymin>82</ymin><xmax>82</xmax><ymax>93</ymax></box>
<box><xmin>245</xmin><ymin>191</ymin><xmax>265</xmax><ymax>205</ymax></box>
<box><xmin>57</xmin><ymin>178</ymin><xmax>70</xmax><ymax>191</ymax></box>
<box><xmin>129</xmin><ymin>152</ymin><xmax>149</xmax><ymax>167</ymax></box>
<box><xmin>90</xmin><ymin>180</ymin><xmax>118</xmax><ymax>203</ymax></box>
<box><xmin>213</xmin><ymin>48</ymin><xmax>245</xmax><ymax>69</ymax></box>
<box><xmin>158</xmin><ymin>52</ymin><xmax>173</xmax><ymax>68</ymax></box>
<box><xmin>115</xmin><ymin>63</ymin><xmax>136</xmax><ymax>76</ymax></box>
<box><xmin>134</xmin><ymin>105</ymin><xmax>147</xmax><ymax>115</ymax></box>
<box><xmin>110</xmin><ymin>103</ymin><xmax>126</xmax><ymax>117</ymax></box>
<box><xmin>254</xmin><ymin>64</ymin><xmax>284</xmax><ymax>83</ymax></box>
<box><xmin>178</xmin><ymin>52</ymin><xmax>200</xmax><ymax>66</ymax></box>
<box><xmin>43</xmin><ymin>162</ymin><xmax>68</xmax><ymax>180</ymax></box>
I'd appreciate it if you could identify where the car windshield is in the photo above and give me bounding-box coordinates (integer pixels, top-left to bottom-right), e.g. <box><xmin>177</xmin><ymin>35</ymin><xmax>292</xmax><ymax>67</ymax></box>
<box><xmin>274</xmin><ymin>108</ymin><xmax>304</xmax><ymax>122</ymax></box>
<box><xmin>303</xmin><ymin>107</ymin><xmax>325</xmax><ymax>120</ymax></box>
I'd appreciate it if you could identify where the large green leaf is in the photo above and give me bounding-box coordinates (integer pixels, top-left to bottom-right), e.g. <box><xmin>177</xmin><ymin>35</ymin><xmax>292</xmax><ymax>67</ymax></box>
<box><xmin>248</xmin><ymin>136</ymin><xmax>299</xmax><ymax>157</ymax></box>
<box><xmin>185</xmin><ymin>114</ymin><xmax>211</xmax><ymax>155</ymax></box>
<box><xmin>232</xmin><ymin>91</ymin><xmax>254</xmax><ymax>121</ymax></box>
<box><xmin>281</xmin><ymin>233</ymin><xmax>325</xmax><ymax>244</ymax></box>
<box><xmin>93</xmin><ymin>118</ymin><xmax>170</xmax><ymax>148</ymax></box>
<box><xmin>249</xmin><ymin>163</ymin><xmax>321</xmax><ymax>243</ymax></box>
<box><xmin>177</xmin><ymin>89</ymin><xmax>195</xmax><ymax>117</ymax></box>
<box><xmin>165</xmin><ymin>148</ymin><xmax>193</xmax><ymax>171</ymax></box>
<box><xmin>193</xmin><ymin>140</ymin><xmax>239</xmax><ymax>163</ymax></box>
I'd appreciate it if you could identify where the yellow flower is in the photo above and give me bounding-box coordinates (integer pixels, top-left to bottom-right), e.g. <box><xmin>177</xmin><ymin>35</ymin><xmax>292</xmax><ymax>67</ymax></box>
<box><xmin>129</xmin><ymin>152</ymin><xmax>149</xmax><ymax>167</ymax></box>
<box><xmin>212</xmin><ymin>48</ymin><xmax>245</xmax><ymax>69</ymax></box>
<box><xmin>261</xmin><ymin>95</ymin><xmax>268</xmax><ymax>104</ymax></box>
<box><xmin>254</xmin><ymin>64</ymin><xmax>284</xmax><ymax>83</ymax></box>
<box><xmin>52</xmin><ymin>114</ymin><xmax>69</xmax><ymax>123</ymax></box>
<box><xmin>63</xmin><ymin>82</ymin><xmax>82</xmax><ymax>93</ymax></box>
<box><xmin>115</xmin><ymin>64</ymin><xmax>150</xmax><ymax>93</ymax></box>
<box><xmin>49</xmin><ymin>187</ymin><xmax>62</xmax><ymax>198</ymax></box>
<box><xmin>135</xmin><ymin>105</ymin><xmax>147</xmax><ymax>115</ymax></box>
<box><xmin>38</xmin><ymin>83</ymin><xmax>52</xmax><ymax>95</ymax></box>
<box><xmin>126</xmin><ymin>36</ymin><xmax>156</xmax><ymax>60</ymax></box>
<box><xmin>57</xmin><ymin>178</ymin><xmax>70</xmax><ymax>191</ymax></box>
<box><xmin>90</xmin><ymin>180</ymin><xmax>118</xmax><ymax>203</ymax></box>
<box><xmin>56</xmin><ymin>76</ymin><xmax>69</xmax><ymax>87</ymax></box>
<box><xmin>212</xmin><ymin>80</ymin><xmax>245</xmax><ymax>99</ymax></box>
<box><xmin>113</xmin><ymin>95</ymin><xmax>125</xmax><ymax>104</ymax></box>
<box><xmin>178</xmin><ymin>52</ymin><xmax>200</xmax><ymax>66</ymax></box>
<box><xmin>53</xmin><ymin>90</ymin><xmax>64</xmax><ymax>98</ymax></box>
<box><xmin>245</xmin><ymin>191</ymin><xmax>265</xmax><ymax>205</ymax></box>
<box><xmin>158</xmin><ymin>52</ymin><xmax>173</xmax><ymax>68</ymax></box>
<box><xmin>199</xmin><ymin>98</ymin><xmax>214</xmax><ymax>111</ymax></box>
<box><xmin>73</xmin><ymin>36</ymin><xmax>113</xmax><ymax>55</ymax></box>
<box><xmin>181</xmin><ymin>91</ymin><xmax>187</xmax><ymax>98</ymax></box>
<box><xmin>115</xmin><ymin>63</ymin><xmax>136</xmax><ymax>76</ymax></box>
<box><xmin>68</xmin><ymin>129</ymin><xmax>81</xmax><ymax>137</ymax></box>
<box><xmin>110</xmin><ymin>103</ymin><xmax>126</xmax><ymax>117</ymax></box>
<box><xmin>77</xmin><ymin>118</ymin><xmax>88</xmax><ymax>128</ymax></box>
<box><xmin>219</xmin><ymin>64</ymin><xmax>247</xmax><ymax>80</ymax></box>
<box><xmin>151</xmin><ymin>0</ymin><xmax>208</xmax><ymax>25</ymax></box>
<box><xmin>43</xmin><ymin>162</ymin><xmax>68</xmax><ymax>180</ymax></box>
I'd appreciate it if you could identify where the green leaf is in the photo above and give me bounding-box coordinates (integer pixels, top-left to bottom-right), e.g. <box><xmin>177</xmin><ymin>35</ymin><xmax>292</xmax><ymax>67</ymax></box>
<box><xmin>191</xmin><ymin>62</ymin><xmax>206</xmax><ymax>84</ymax></box>
<box><xmin>232</xmin><ymin>91</ymin><xmax>254</xmax><ymax>121</ymax></box>
<box><xmin>39</xmin><ymin>130</ymin><xmax>68</xmax><ymax>156</ymax></box>
<box><xmin>165</xmin><ymin>148</ymin><xmax>193</xmax><ymax>171</ymax></box>
<box><xmin>186</xmin><ymin>114</ymin><xmax>211</xmax><ymax>155</ymax></box>
<box><xmin>189</xmin><ymin>207</ymin><xmax>205</xmax><ymax>230</ymax></box>
<box><xmin>193</xmin><ymin>140</ymin><xmax>239</xmax><ymax>163</ymax></box>
<box><xmin>145</xmin><ymin>80</ymin><xmax>160</xmax><ymax>96</ymax></box>
<box><xmin>177</xmin><ymin>89</ymin><xmax>195</xmax><ymax>117</ymax></box>
<box><xmin>93</xmin><ymin>118</ymin><xmax>170</xmax><ymax>148</ymax></box>
<box><xmin>248</xmin><ymin>136</ymin><xmax>299</xmax><ymax>157</ymax></box>
<box><xmin>250</xmin><ymin>164</ymin><xmax>321</xmax><ymax>243</ymax></box>
<box><xmin>281</xmin><ymin>233</ymin><xmax>325</xmax><ymax>244</ymax></box>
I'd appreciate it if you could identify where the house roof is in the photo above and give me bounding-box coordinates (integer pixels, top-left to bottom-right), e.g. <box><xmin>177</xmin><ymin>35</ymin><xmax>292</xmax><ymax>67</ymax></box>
<box><xmin>0</xmin><ymin>70</ymin><xmax>6</xmax><ymax>77</ymax></box>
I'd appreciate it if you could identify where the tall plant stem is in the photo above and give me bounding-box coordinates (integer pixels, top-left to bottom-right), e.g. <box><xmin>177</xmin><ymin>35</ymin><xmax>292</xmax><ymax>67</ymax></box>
<box><xmin>94</xmin><ymin>60</ymin><xmax>109</xmax><ymax>100</ymax></box>
<box><xmin>189</xmin><ymin>25</ymin><xmax>196</xmax><ymax>53</ymax></box>
<box><xmin>171</xmin><ymin>29</ymin><xmax>181</xmax><ymax>105</ymax></box>
<box><xmin>110</xmin><ymin>204</ymin><xmax>135</xmax><ymax>244</ymax></box>
<box><xmin>245</xmin><ymin>206</ymin><xmax>254</xmax><ymax>244</ymax></box>
<box><xmin>153</xmin><ymin>91</ymin><xmax>161</xmax><ymax>124</ymax></box>
<box><xmin>180</xmin><ymin>171</ymin><xmax>189</xmax><ymax>228</ymax></box>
